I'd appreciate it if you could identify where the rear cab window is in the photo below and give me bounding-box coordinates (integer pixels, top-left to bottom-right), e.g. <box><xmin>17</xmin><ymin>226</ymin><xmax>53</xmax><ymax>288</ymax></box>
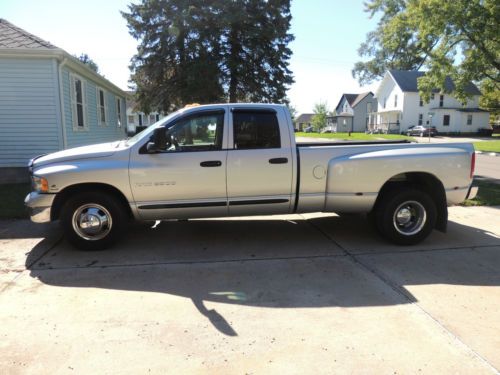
<box><xmin>232</xmin><ymin>110</ymin><xmax>281</xmax><ymax>149</ymax></box>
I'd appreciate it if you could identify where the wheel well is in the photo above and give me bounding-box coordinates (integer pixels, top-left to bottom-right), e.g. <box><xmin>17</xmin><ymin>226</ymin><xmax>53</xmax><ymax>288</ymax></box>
<box><xmin>51</xmin><ymin>183</ymin><xmax>132</xmax><ymax>221</ymax></box>
<box><xmin>373</xmin><ymin>172</ymin><xmax>448</xmax><ymax>232</ymax></box>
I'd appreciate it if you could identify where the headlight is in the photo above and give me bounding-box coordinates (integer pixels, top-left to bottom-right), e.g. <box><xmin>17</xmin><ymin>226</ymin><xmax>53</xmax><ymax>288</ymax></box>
<box><xmin>32</xmin><ymin>176</ymin><xmax>49</xmax><ymax>193</ymax></box>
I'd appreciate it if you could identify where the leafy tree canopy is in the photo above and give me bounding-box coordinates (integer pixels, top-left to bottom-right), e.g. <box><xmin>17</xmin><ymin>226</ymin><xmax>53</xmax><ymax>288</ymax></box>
<box><xmin>353</xmin><ymin>0</ymin><xmax>499</xmax><ymax>104</ymax></box>
<box><xmin>311</xmin><ymin>101</ymin><xmax>329</xmax><ymax>132</ymax></box>
<box><xmin>76</xmin><ymin>53</ymin><xmax>99</xmax><ymax>73</ymax></box>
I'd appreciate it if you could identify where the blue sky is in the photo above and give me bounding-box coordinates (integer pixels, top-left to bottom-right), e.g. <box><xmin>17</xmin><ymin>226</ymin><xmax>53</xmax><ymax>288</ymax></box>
<box><xmin>1</xmin><ymin>0</ymin><xmax>380</xmax><ymax>113</ymax></box>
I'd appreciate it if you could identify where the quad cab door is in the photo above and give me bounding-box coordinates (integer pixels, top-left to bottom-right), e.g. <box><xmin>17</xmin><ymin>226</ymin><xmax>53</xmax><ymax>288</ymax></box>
<box><xmin>226</xmin><ymin>108</ymin><xmax>294</xmax><ymax>216</ymax></box>
<box><xmin>129</xmin><ymin>109</ymin><xmax>228</xmax><ymax>220</ymax></box>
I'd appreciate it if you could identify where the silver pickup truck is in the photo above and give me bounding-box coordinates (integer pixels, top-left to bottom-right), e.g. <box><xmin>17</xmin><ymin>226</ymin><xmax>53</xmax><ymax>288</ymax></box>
<box><xmin>25</xmin><ymin>103</ymin><xmax>477</xmax><ymax>250</ymax></box>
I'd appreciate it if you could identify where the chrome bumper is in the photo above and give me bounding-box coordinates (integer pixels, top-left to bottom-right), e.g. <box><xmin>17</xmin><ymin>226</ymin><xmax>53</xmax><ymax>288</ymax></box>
<box><xmin>24</xmin><ymin>192</ymin><xmax>55</xmax><ymax>223</ymax></box>
<box><xmin>466</xmin><ymin>185</ymin><xmax>479</xmax><ymax>200</ymax></box>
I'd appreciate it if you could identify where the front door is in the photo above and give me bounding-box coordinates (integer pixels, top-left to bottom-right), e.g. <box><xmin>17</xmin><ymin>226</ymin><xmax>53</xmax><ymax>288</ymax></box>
<box><xmin>129</xmin><ymin>109</ymin><xmax>228</xmax><ymax>220</ymax></box>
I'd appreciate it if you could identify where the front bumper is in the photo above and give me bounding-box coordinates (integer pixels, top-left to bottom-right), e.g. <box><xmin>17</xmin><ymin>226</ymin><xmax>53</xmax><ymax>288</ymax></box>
<box><xmin>24</xmin><ymin>192</ymin><xmax>55</xmax><ymax>223</ymax></box>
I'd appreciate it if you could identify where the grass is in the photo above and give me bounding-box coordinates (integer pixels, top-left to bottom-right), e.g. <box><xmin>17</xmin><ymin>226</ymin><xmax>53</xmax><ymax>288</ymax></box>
<box><xmin>473</xmin><ymin>140</ymin><xmax>500</xmax><ymax>153</ymax></box>
<box><xmin>461</xmin><ymin>180</ymin><xmax>500</xmax><ymax>207</ymax></box>
<box><xmin>0</xmin><ymin>183</ymin><xmax>31</xmax><ymax>219</ymax></box>
<box><xmin>296</xmin><ymin>132</ymin><xmax>414</xmax><ymax>141</ymax></box>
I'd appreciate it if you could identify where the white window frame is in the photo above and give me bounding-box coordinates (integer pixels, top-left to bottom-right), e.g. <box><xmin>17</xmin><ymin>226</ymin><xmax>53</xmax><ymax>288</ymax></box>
<box><xmin>367</xmin><ymin>102</ymin><xmax>372</xmax><ymax>113</ymax></box>
<box><xmin>418</xmin><ymin>114</ymin><xmax>423</xmax><ymax>125</ymax></box>
<box><xmin>96</xmin><ymin>87</ymin><xmax>108</xmax><ymax>126</ymax></box>
<box><xmin>394</xmin><ymin>94</ymin><xmax>398</xmax><ymax>107</ymax></box>
<box><xmin>419</xmin><ymin>97</ymin><xmax>423</xmax><ymax>107</ymax></box>
<box><xmin>467</xmin><ymin>114</ymin><xmax>473</xmax><ymax>125</ymax></box>
<box><xmin>116</xmin><ymin>98</ymin><xmax>122</xmax><ymax>127</ymax></box>
<box><xmin>70</xmin><ymin>73</ymin><xmax>88</xmax><ymax>131</ymax></box>
<box><xmin>128</xmin><ymin>115</ymin><xmax>135</xmax><ymax>125</ymax></box>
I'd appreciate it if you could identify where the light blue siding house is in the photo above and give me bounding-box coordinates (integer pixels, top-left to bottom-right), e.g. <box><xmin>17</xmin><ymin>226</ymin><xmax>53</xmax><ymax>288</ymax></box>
<box><xmin>0</xmin><ymin>19</ymin><xmax>127</xmax><ymax>181</ymax></box>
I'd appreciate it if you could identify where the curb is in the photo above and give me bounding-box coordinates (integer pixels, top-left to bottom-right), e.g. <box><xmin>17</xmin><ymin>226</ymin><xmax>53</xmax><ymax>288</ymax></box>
<box><xmin>475</xmin><ymin>151</ymin><xmax>499</xmax><ymax>157</ymax></box>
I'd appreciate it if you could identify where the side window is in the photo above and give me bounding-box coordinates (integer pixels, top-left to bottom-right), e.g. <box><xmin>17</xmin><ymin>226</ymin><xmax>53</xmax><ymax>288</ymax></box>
<box><xmin>163</xmin><ymin>112</ymin><xmax>224</xmax><ymax>152</ymax></box>
<box><xmin>233</xmin><ymin>111</ymin><xmax>281</xmax><ymax>149</ymax></box>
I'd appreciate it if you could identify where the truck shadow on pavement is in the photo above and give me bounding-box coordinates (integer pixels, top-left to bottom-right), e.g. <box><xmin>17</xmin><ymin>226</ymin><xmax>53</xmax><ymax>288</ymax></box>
<box><xmin>25</xmin><ymin>213</ymin><xmax>500</xmax><ymax>336</ymax></box>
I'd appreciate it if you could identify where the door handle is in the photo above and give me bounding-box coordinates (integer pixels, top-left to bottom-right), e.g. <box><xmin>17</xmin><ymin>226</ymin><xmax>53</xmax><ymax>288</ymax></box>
<box><xmin>200</xmin><ymin>160</ymin><xmax>222</xmax><ymax>167</ymax></box>
<box><xmin>269</xmin><ymin>157</ymin><xmax>288</xmax><ymax>164</ymax></box>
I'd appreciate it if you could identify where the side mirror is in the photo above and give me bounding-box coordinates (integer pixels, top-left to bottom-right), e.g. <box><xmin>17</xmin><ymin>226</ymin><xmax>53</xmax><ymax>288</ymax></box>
<box><xmin>147</xmin><ymin>127</ymin><xmax>167</xmax><ymax>153</ymax></box>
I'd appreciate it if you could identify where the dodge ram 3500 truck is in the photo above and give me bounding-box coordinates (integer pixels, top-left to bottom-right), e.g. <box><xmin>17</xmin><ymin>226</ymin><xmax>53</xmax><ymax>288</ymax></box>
<box><xmin>25</xmin><ymin>103</ymin><xmax>478</xmax><ymax>250</ymax></box>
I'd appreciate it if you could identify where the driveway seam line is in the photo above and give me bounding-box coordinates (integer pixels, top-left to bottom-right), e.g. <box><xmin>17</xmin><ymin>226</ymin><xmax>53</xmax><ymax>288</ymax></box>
<box><xmin>305</xmin><ymin>217</ymin><xmax>499</xmax><ymax>373</ymax></box>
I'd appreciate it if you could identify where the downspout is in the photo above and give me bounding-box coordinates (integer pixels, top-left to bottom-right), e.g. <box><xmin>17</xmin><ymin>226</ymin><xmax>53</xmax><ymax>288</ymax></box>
<box><xmin>58</xmin><ymin>57</ymin><xmax>68</xmax><ymax>149</ymax></box>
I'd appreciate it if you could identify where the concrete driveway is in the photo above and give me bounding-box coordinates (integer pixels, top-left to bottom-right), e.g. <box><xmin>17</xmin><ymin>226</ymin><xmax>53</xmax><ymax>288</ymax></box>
<box><xmin>1</xmin><ymin>206</ymin><xmax>499</xmax><ymax>374</ymax></box>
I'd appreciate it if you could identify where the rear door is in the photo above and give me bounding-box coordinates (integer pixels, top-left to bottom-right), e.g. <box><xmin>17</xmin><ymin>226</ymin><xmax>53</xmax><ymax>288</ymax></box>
<box><xmin>226</xmin><ymin>108</ymin><xmax>294</xmax><ymax>216</ymax></box>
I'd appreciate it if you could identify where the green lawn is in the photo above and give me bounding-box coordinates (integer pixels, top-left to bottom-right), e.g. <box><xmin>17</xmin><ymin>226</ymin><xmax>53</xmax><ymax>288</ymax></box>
<box><xmin>296</xmin><ymin>132</ymin><xmax>414</xmax><ymax>141</ymax></box>
<box><xmin>0</xmin><ymin>183</ymin><xmax>31</xmax><ymax>219</ymax></box>
<box><xmin>462</xmin><ymin>180</ymin><xmax>500</xmax><ymax>206</ymax></box>
<box><xmin>473</xmin><ymin>140</ymin><xmax>500</xmax><ymax>153</ymax></box>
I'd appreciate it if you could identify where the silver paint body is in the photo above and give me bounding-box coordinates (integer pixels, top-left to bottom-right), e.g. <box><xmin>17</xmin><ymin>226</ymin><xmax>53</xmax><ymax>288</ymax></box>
<box><xmin>25</xmin><ymin>103</ymin><xmax>475</xmax><ymax>223</ymax></box>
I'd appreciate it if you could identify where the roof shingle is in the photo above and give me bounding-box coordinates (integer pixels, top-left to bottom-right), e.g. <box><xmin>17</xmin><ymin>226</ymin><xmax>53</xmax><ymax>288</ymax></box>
<box><xmin>0</xmin><ymin>18</ymin><xmax>58</xmax><ymax>49</ymax></box>
<box><xmin>389</xmin><ymin>70</ymin><xmax>481</xmax><ymax>95</ymax></box>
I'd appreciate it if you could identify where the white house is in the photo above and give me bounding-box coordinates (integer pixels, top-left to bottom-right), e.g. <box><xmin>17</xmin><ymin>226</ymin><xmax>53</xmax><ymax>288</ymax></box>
<box><xmin>372</xmin><ymin>70</ymin><xmax>489</xmax><ymax>134</ymax></box>
<box><xmin>329</xmin><ymin>92</ymin><xmax>377</xmax><ymax>132</ymax></box>
<box><xmin>125</xmin><ymin>91</ymin><xmax>166</xmax><ymax>135</ymax></box>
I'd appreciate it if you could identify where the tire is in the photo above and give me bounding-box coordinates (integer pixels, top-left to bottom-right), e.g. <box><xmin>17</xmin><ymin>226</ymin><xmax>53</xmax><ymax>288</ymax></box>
<box><xmin>60</xmin><ymin>191</ymin><xmax>128</xmax><ymax>251</ymax></box>
<box><xmin>375</xmin><ymin>188</ymin><xmax>437</xmax><ymax>245</ymax></box>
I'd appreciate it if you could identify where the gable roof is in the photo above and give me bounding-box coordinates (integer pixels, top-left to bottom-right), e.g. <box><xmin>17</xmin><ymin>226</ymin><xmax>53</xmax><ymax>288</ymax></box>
<box><xmin>296</xmin><ymin>113</ymin><xmax>314</xmax><ymax>123</ymax></box>
<box><xmin>388</xmin><ymin>70</ymin><xmax>481</xmax><ymax>95</ymax></box>
<box><xmin>0</xmin><ymin>18</ymin><xmax>59</xmax><ymax>49</ymax></box>
<box><xmin>335</xmin><ymin>92</ymin><xmax>373</xmax><ymax>112</ymax></box>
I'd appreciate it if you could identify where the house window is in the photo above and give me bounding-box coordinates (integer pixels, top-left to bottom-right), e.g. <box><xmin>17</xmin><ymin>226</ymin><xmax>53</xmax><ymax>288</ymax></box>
<box><xmin>431</xmin><ymin>93</ymin><xmax>435</xmax><ymax>100</ymax></box>
<box><xmin>394</xmin><ymin>94</ymin><xmax>398</xmax><ymax>107</ymax></box>
<box><xmin>138</xmin><ymin>114</ymin><xmax>143</xmax><ymax>126</ymax></box>
<box><xmin>71</xmin><ymin>75</ymin><xmax>86</xmax><ymax>129</ymax></box>
<box><xmin>97</xmin><ymin>88</ymin><xmax>107</xmax><ymax>125</ymax></box>
<box><xmin>418</xmin><ymin>114</ymin><xmax>423</xmax><ymax>125</ymax></box>
<box><xmin>156</xmin><ymin>114</ymin><xmax>160</xmax><ymax>122</ymax></box>
<box><xmin>367</xmin><ymin>102</ymin><xmax>372</xmax><ymax>113</ymax></box>
<box><xmin>443</xmin><ymin>114</ymin><xmax>450</xmax><ymax>126</ymax></box>
<box><xmin>383</xmin><ymin>97</ymin><xmax>387</xmax><ymax>108</ymax></box>
<box><xmin>467</xmin><ymin>114</ymin><xmax>473</xmax><ymax>125</ymax></box>
<box><xmin>149</xmin><ymin>114</ymin><xmax>156</xmax><ymax>124</ymax></box>
<box><xmin>439</xmin><ymin>95</ymin><xmax>444</xmax><ymax>107</ymax></box>
<box><xmin>128</xmin><ymin>115</ymin><xmax>135</xmax><ymax>124</ymax></box>
<box><xmin>116</xmin><ymin>98</ymin><xmax>122</xmax><ymax>127</ymax></box>
<box><xmin>419</xmin><ymin>97</ymin><xmax>423</xmax><ymax>107</ymax></box>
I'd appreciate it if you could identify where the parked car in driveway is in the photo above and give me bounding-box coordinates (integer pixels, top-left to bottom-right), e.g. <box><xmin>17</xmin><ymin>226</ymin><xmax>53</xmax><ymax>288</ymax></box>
<box><xmin>407</xmin><ymin>125</ymin><xmax>438</xmax><ymax>137</ymax></box>
<box><xmin>26</xmin><ymin>103</ymin><xmax>477</xmax><ymax>250</ymax></box>
<box><xmin>303</xmin><ymin>126</ymin><xmax>314</xmax><ymax>133</ymax></box>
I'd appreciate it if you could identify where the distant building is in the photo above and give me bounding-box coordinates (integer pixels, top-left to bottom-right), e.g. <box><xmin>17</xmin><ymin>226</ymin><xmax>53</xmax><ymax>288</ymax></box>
<box><xmin>329</xmin><ymin>92</ymin><xmax>377</xmax><ymax>132</ymax></box>
<box><xmin>295</xmin><ymin>113</ymin><xmax>314</xmax><ymax>131</ymax></box>
<box><xmin>373</xmin><ymin>70</ymin><xmax>489</xmax><ymax>134</ymax></box>
<box><xmin>0</xmin><ymin>19</ymin><xmax>127</xmax><ymax>181</ymax></box>
<box><xmin>126</xmin><ymin>92</ymin><xmax>166</xmax><ymax>135</ymax></box>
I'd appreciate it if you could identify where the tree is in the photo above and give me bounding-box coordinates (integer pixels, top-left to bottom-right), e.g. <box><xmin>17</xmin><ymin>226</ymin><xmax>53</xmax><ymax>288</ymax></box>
<box><xmin>122</xmin><ymin>0</ymin><xmax>294</xmax><ymax>113</ymax></box>
<box><xmin>311</xmin><ymin>101</ymin><xmax>329</xmax><ymax>132</ymax></box>
<box><xmin>77</xmin><ymin>53</ymin><xmax>99</xmax><ymax>73</ymax></box>
<box><xmin>353</xmin><ymin>0</ymin><xmax>499</xmax><ymax>103</ymax></box>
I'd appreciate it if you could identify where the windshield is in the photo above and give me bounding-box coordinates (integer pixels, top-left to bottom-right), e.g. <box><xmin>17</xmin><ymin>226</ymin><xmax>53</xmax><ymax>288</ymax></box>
<box><xmin>125</xmin><ymin>110</ymin><xmax>181</xmax><ymax>146</ymax></box>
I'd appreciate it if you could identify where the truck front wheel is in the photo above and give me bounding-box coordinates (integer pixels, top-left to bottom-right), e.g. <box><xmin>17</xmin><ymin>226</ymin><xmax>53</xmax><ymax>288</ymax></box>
<box><xmin>375</xmin><ymin>188</ymin><xmax>437</xmax><ymax>245</ymax></box>
<box><xmin>60</xmin><ymin>192</ymin><xmax>127</xmax><ymax>251</ymax></box>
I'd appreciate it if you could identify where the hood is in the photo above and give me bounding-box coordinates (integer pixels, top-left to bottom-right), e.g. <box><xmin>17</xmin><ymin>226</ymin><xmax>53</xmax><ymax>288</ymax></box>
<box><xmin>32</xmin><ymin>141</ymin><xmax>122</xmax><ymax>168</ymax></box>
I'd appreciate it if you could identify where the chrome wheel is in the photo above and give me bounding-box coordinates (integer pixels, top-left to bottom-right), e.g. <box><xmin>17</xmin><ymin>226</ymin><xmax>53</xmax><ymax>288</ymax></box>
<box><xmin>72</xmin><ymin>203</ymin><xmax>113</xmax><ymax>241</ymax></box>
<box><xmin>393</xmin><ymin>200</ymin><xmax>426</xmax><ymax>236</ymax></box>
